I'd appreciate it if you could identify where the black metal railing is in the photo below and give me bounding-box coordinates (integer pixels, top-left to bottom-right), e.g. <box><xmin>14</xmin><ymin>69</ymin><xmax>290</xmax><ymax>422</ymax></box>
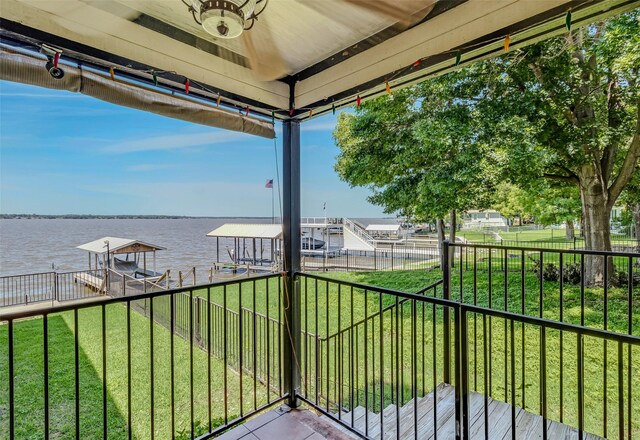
<box><xmin>0</xmin><ymin>273</ymin><xmax>286</xmax><ymax>439</ymax></box>
<box><xmin>302</xmin><ymin>246</ymin><xmax>441</xmax><ymax>272</ymax></box>
<box><xmin>1</xmin><ymin>243</ymin><xmax>638</xmax><ymax>439</ymax></box>
<box><xmin>0</xmin><ymin>269</ymin><xmax>108</xmax><ymax>307</ymax></box>
<box><xmin>294</xmin><ymin>242</ymin><xmax>639</xmax><ymax>439</ymax></box>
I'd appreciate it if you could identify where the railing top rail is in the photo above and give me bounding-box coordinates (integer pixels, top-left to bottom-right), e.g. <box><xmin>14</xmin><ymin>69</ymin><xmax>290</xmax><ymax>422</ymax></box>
<box><xmin>0</xmin><ymin>268</ymin><xmax>107</xmax><ymax>279</ymax></box>
<box><xmin>0</xmin><ymin>272</ymin><xmax>282</xmax><ymax>321</ymax></box>
<box><xmin>461</xmin><ymin>303</ymin><xmax>640</xmax><ymax>345</ymax></box>
<box><xmin>0</xmin><ymin>271</ymin><xmax>56</xmax><ymax>279</ymax></box>
<box><xmin>296</xmin><ymin>272</ymin><xmax>456</xmax><ymax>307</ymax></box>
<box><xmin>450</xmin><ymin>241</ymin><xmax>640</xmax><ymax>257</ymax></box>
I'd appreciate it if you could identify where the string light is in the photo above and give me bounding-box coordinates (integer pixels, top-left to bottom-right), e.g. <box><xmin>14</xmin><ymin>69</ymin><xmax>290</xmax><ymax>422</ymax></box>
<box><xmin>308</xmin><ymin>109</ymin><xmax>313</xmax><ymax>119</ymax></box>
<box><xmin>109</xmin><ymin>67</ymin><xmax>115</xmax><ymax>81</ymax></box>
<box><xmin>566</xmin><ymin>10</ymin><xmax>572</xmax><ymax>31</ymax></box>
<box><xmin>332</xmin><ymin>103</ymin><xmax>336</xmax><ymax>115</ymax></box>
<box><xmin>184</xmin><ymin>79</ymin><xmax>190</xmax><ymax>94</ymax></box>
<box><xmin>504</xmin><ymin>34</ymin><xmax>510</xmax><ymax>53</ymax></box>
<box><xmin>385</xmin><ymin>80</ymin><xmax>392</xmax><ymax>96</ymax></box>
<box><xmin>356</xmin><ymin>95</ymin><xmax>361</xmax><ymax>107</ymax></box>
<box><xmin>245</xmin><ymin>106</ymin><xmax>250</xmax><ymax>116</ymax></box>
<box><xmin>216</xmin><ymin>95</ymin><xmax>221</xmax><ymax>107</ymax></box>
<box><xmin>152</xmin><ymin>72</ymin><xmax>158</xmax><ymax>86</ymax></box>
<box><xmin>455</xmin><ymin>51</ymin><xmax>461</xmax><ymax>66</ymax></box>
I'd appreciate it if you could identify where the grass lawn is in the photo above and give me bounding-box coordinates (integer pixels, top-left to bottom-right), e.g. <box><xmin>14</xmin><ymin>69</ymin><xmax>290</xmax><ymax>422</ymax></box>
<box><xmin>456</xmin><ymin>231</ymin><xmax>495</xmax><ymax>243</ymax></box>
<box><xmin>311</xmin><ymin>269</ymin><xmax>639</xmax><ymax>438</ymax></box>
<box><xmin>0</xmin><ymin>300</ymin><xmax>273</xmax><ymax>440</ymax></box>
<box><xmin>1</xmin><ymin>267</ymin><xmax>638</xmax><ymax>439</ymax></box>
<box><xmin>499</xmin><ymin>229</ymin><xmax>572</xmax><ymax>242</ymax></box>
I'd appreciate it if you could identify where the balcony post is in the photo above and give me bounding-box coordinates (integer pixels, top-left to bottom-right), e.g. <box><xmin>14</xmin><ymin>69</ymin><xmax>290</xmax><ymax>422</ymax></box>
<box><xmin>443</xmin><ymin>240</ymin><xmax>451</xmax><ymax>384</ymax></box>
<box><xmin>283</xmin><ymin>119</ymin><xmax>301</xmax><ymax>407</ymax></box>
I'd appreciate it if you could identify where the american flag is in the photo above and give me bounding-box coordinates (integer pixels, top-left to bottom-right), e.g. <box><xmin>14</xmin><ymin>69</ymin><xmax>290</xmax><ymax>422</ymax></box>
<box><xmin>265</xmin><ymin>179</ymin><xmax>273</xmax><ymax>188</ymax></box>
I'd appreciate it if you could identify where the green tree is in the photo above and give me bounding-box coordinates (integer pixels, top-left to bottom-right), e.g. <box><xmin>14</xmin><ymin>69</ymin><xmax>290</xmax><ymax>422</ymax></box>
<box><xmin>476</xmin><ymin>12</ymin><xmax>640</xmax><ymax>283</ymax></box>
<box><xmin>333</xmin><ymin>82</ymin><xmax>498</xmax><ymax>258</ymax></box>
<box><xmin>521</xmin><ymin>184</ymin><xmax>583</xmax><ymax>240</ymax></box>
<box><xmin>334</xmin><ymin>12</ymin><xmax>639</xmax><ymax>284</ymax></box>
<box><xmin>491</xmin><ymin>183</ymin><xmax>528</xmax><ymax>226</ymax></box>
<box><xmin>619</xmin><ymin>170</ymin><xmax>640</xmax><ymax>237</ymax></box>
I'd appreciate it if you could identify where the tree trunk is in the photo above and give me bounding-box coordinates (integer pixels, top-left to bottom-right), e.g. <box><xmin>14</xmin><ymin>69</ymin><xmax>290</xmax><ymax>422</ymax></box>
<box><xmin>565</xmin><ymin>220</ymin><xmax>575</xmax><ymax>241</ymax></box>
<box><xmin>580</xmin><ymin>178</ymin><xmax>613</xmax><ymax>286</ymax></box>
<box><xmin>449</xmin><ymin>209</ymin><xmax>457</xmax><ymax>244</ymax></box>
<box><xmin>436</xmin><ymin>218</ymin><xmax>446</xmax><ymax>268</ymax></box>
<box><xmin>632</xmin><ymin>204</ymin><xmax>640</xmax><ymax>239</ymax></box>
<box><xmin>449</xmin><ymin>210</ymin><xmax>457</xmax><ymax>268</ymax></box>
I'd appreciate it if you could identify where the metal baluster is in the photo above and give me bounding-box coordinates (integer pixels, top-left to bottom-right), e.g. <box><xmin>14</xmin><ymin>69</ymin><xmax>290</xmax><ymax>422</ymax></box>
<box><xmin>483</xmin><ymin>314</ymin><xmax>488</xmax><ymax>440</ymax></box>
<box><xmin>207</xmin><ymin>287</ymin><xmax>212</xmax><ymax>431</ymax></box>
<box><xmin>521</xmin><ymin>250</ymin><xmax>525</xmax><ymax>410</ymax></box>
<box><xmin>253</xmin><ymin>280</ymin><xmax>258</xmax><ymax>410</ymax></box>
<box><xmin>628</xmin><ymin>256</ymin><xmax>633</xmax><ymax>440</ymax></box>
<box><xmin>577</xmin><ymin>332</ymin><xmax>584</xmax><ymax>440</ymax></box>
<box><xmin>504</xmin><ymin>248</ymin><xmax>508</xmax><ymax>404</ymax></box>
<box><xmin>559</xmin><ymin>253</ymin><xmax>564</xmax><ymax>423</ymax></box>
<box><xmin>127</xmin><ymin>302</ymin><xmax>132</xmax><ymax>440</ymax></box>
<box><xmin>364</xmin><ymin>288</ymin><xmax>369</xmax><ymax>436</ymax></box>
<box><xmin>102</xmin><ymin>304</ymin><xmax>108</xmax><ymax>439</ymax></box>
<box><xmin>303</xmin><ymin>277</ymin><xmax>308</xmax><ymax>400</ymax></box>
<box><xmin>326</xmin><ymin>281</ymin><xmax>330</xmax><ymax>413</ymax></box>
<box><xmin>44</xmin><ymin>314</ymin><xmax>49</xmax><ymax>439</ymax></box>
<box><xmin>8</xmin><ymin>320</ymin><xmax>14</xmax><ymax>439</ymax></box>
<box><xmin>380</xmin><ymin>293</ymin><xmax>385</xmax><ymax>436</ymax></box>
<box><xmin>74</xmin><ymin>309</ymin><xmax>80</xmax><ymax>440</ymax></box>
<box><xmin>267</xmin><ymin>280</ymin><xmax>271</xmax><ymax>402</ymax></box>
<box><xmin>223</xmin><ymin>286</ymin><xmax>228</xmax><ymax>425</ymax></box>
<box><xmin>170</xmin><ymin>295</ymin><xmax>175</xmax><ymax>437</ymax></box>
<box><xmin>350</xmin><ymin>286</ymin><xmax>355</xmax><ymax>428</ymax></box>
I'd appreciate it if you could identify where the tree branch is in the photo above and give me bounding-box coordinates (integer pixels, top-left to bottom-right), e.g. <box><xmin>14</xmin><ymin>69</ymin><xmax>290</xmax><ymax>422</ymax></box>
<box><xmin>543</xmin><ymin>173</ymin><xmax>580</xmax><ymax>184</ymax></box>
<box><xmin>608</xmin><ymin>103</ymin><xmax>640</xmax><ymax>207</ymax></box>
<box><xmin>529</xmin><ymin>62</ymin><xmax>578</xmax><ymax>126</ymax></box>
<box><xmin>602</xmin><ymin>76</ymin><xmax>621</xmax><ymax>183</ymax></box>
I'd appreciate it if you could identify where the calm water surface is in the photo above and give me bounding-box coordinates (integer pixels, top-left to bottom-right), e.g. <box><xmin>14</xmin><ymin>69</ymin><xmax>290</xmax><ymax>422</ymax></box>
<box><xmin>0</xmin><ymin>218</ymin><xmax>273</xmax><ymax>277</ymax></box>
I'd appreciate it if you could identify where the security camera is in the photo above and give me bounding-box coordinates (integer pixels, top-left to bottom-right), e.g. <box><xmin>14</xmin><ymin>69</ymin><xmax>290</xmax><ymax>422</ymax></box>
<box><xmin>45</xmin><ymin>58</ymin><xmax>65</xmax><ymax>79</ymax></box>
<box><xmin>40</xmin><ymin>44</ymin><xmax>65</xmax><ymax>80</ymax></box>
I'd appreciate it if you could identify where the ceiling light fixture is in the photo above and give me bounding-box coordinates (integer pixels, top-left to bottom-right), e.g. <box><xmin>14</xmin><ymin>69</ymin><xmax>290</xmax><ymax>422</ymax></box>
<box><xmin>183</xmin><ymin>0</ymin><xmax>268</xmax><ymax>39</ymax></box>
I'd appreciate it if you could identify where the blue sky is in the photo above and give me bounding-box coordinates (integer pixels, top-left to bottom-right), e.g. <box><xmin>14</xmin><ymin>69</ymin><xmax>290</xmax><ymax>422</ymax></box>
<box><xmin>0</xmin><ymin>80</ymin><xmax>386</xmax><ymax>218</ymax></box>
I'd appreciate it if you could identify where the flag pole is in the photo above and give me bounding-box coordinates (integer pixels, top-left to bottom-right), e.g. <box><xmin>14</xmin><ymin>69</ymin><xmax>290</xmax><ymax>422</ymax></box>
<box><xmin>272</xmin><ymin>186</ymin><xmax>275</xmax><ymax>224</ymax></box>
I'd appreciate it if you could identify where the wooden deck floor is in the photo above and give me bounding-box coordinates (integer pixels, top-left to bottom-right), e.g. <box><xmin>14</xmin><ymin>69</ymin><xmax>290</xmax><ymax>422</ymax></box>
<box><xmin>330</xmin><ymin>383</ymin><xmax>602</xmax><ymax>440</ymax></box>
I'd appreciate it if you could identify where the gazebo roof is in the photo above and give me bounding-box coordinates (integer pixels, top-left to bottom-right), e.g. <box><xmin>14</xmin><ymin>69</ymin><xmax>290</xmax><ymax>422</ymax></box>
<box><xmin>207</xmin><ymin>224</ymin><xmax>283</xmax><ymax>240</ymax></box>
<box><xmin>77</xmin><ymin>237</ymin><xmax>166</xmax><ymax>255</ymax></box>
<box><xmin>1</xmin><ymin>0</ymin><xmax>634</xmax><ymax>127</ymax></box>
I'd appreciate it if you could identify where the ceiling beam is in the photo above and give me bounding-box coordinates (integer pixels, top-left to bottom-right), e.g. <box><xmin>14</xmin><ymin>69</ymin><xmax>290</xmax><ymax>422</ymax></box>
<box><xmin>295</xmin><ymin>0</ymin><xmax>575</xmax><ymax>108</ymax></box>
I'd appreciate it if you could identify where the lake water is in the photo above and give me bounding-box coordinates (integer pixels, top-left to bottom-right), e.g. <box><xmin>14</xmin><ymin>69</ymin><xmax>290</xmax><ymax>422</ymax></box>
<box><xmin>0</xmin><ymin>218</ymin><xmax>273</xmax><ymax>277</ymax></box>
<box><xmin>0</xmin><ymin>217</ymin><xmax>393</xmax><ymax>278</ymax></box>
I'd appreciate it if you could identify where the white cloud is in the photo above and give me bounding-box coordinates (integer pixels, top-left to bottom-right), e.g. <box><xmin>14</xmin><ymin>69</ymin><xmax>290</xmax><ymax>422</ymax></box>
<box><xmin>101</xmin><ymin>130</ymin><xmax>250</xmax><ymax>154</ymax></box>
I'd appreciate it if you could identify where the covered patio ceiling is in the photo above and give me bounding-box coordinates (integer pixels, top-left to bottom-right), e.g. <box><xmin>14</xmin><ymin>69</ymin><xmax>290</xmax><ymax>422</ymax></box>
<box><xmin>1</xmin><ymin>0</ymin><xmax>636</xmax><ymax>123</ymax></box>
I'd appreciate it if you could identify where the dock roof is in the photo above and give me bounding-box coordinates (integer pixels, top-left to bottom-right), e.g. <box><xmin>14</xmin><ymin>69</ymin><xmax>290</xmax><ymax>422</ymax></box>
<box><xmin>366</xmin><ymin>224</ymin><xmax>401</xmax><ymax>232</ymax></box>
<box><xmin>77</xmin><ymin>237</ymin><xmax>166</xmax><ymax>255</ymax></box>
<box><xmin>207</xmin><ymin>224</ymin><xmax>282</xmax><ymax>240</ymax></box>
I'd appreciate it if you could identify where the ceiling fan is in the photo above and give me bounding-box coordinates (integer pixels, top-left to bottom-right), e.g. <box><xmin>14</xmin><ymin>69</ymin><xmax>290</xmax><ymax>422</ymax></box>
<box><xmin>183</xmin><ymin>0</ymin><xmax>437</xmax><ymax>81</ymax></box>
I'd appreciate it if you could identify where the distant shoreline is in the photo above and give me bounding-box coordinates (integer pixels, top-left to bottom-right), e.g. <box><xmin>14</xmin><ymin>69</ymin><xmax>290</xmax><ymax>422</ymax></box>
<box><xmin>0</xmin><ymin>214</ymin><xmax>272</xmax><ymax>220</ymax></box>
